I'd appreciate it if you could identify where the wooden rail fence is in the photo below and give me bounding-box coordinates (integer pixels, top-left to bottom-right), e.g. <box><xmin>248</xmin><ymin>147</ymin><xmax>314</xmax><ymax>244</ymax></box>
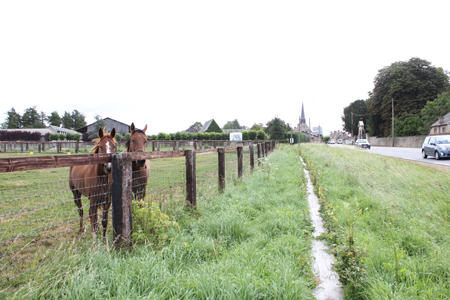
<box><xmin>1</xmin><ymin>141</ymin><xmax>277</xmax><ymax>247</ymax></box>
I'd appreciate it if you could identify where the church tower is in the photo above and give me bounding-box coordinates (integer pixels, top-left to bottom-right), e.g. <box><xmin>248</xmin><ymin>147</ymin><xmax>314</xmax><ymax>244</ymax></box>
<box><xmin>300</xmin><ymin>102</ymin><xmax>306</xmax><ymax>124</ymax></box>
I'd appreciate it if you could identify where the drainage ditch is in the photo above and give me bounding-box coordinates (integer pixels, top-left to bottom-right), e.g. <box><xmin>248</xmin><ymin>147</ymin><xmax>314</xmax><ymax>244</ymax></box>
<box><xmin>300</xmin><ymin>157</ymin><xmax>343</xmax><ymax>300</ymax></box>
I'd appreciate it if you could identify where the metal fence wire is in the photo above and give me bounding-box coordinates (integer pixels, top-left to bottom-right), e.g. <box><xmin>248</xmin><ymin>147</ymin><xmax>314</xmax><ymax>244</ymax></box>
<box><xmin>0</xmin><ymin>176</ymin><xmax>110</xmax><ymax>293</ymax></box>
<box><xmin>0</xmin><ymin>142</ymin><xmax>274</xmax><ymax>293</ymax></box>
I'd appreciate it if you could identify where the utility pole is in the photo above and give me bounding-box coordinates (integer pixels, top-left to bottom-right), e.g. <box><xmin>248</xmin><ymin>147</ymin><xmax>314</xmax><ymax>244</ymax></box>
<box><xmin>309</xmin><ymin>117</ymin><xmax>311</xmax><ymax>143</ymax></box>
<box><xmin>392</xmin><ymin>98</ymin><xmax>394</xmax><ymax>147</ymax></box>
<box><xmin>298</xmin><ymin>116</ymin><xmax>301</xmax><ymax>147</ymax></box>
<box><xmin>351</xmin><ymin>112</ymin><xmax>353</xmax><ymax>138</ymax></box>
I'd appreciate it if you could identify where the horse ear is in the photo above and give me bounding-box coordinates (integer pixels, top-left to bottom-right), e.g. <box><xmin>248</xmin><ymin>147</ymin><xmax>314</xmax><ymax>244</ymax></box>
<box><xmin>98</xmin><ymin>127</ymin><xmax>104</xmax><ymax>138</ymax></box>
<box><xmin>130</xmin><ymin>123</ymin><xmax>135</xmax><ymax>132</ymax></box>
<box><xmin>143</xmin><ymin>124</ymin><xmax>147</xmax><ymax>134</ymax></box>
<box><xmin>111</xmin><ymin>128</ymin><xmax>116</xmax><ymax>138</ymax></box>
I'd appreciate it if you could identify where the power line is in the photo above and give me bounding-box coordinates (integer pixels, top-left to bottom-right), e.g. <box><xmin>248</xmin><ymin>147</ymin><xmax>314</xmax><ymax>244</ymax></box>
<box><xmin>393</xmin><ymin>95</ymin><xmax>437</xmax><ymax>102</ymax></box>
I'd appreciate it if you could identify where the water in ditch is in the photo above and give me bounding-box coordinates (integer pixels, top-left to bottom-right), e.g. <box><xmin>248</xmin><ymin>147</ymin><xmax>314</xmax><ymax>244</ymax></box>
<box><xmin>300</xmin><ymin>157</ymin><xmax>343</xmax><ymax>300</ymax></box>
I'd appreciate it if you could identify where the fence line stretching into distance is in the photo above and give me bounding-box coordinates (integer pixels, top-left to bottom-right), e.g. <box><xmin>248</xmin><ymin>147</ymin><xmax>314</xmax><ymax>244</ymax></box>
<box><xmin>0</xmin><ymin>140</ymin><xmax>266</xmax><ymax>154</ymax></box>
<box><xmin>0</xmin><ymin>141</ymin><xmax>277</xmax><ymax>294</ymax></box>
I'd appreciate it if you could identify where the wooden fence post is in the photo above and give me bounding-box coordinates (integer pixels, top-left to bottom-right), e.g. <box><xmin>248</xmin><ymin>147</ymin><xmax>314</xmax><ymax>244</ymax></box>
<box><xmin>218</xmin><ymin>148</ymin><xmax>225</xmax><ymax>192</ymax></box>
<box><xmin>21</xmin><ymin>143</ymin><xmax>23</xmax><ymax>153</ymax></box>
<box><xmin>38</xmin><ymin>144</ymin><xmax>41</xmax><ymax>153</ymax></box>
<box><xmin>185</xmin><ymin>150</ymin><xmax>196</xmax><ymax>206</ymax></box>
<box><xmin>257</xmin><ymin>143</ymin><xmax>261</xmax><ymax>166</ymax></box>
<box><xmin>111</xmin><ymin>152</ymin><xmax>133</xmax><ymax>248</ymax></box>
<box><xmin>237</xmin><ymin>146</ymin><xmax>243</xmax><ymax>178</ymax></box>
<box><xmin>75</xmin><ymin>141</ymin><xmax>79</xmax><ymax>153</ymax></box>
<box><xmin>152</xmin><ymin>141</ymin><xmax>155</xmax><ymax>152</ymax></box>
<box><xmin>157</xmin><ymin>142</ymin><xmax>160</xmax><ymax>152</ymax></box>
<box><xmin>249</xmin><ymin>144</ymin><xmax>254</xmax><ymax>171</ymax></box>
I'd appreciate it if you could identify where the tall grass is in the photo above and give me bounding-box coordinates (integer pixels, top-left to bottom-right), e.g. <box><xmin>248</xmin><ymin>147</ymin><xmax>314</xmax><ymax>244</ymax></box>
<box><xmin>11</xmin><ymin>145</ymin><xmax>315</xmax><ymax>299</ymax></box>
<box><xmin>301</xmin><ymin>144</ymin><xmax>450</xmax><ymax>299</ymax></box>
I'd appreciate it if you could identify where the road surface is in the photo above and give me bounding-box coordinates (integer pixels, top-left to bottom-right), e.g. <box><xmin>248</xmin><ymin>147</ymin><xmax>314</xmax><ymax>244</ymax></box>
<box><xmin>331</xmin><ymin>144</ymin><xmax>450</xmax><ymax>167</ymax></box>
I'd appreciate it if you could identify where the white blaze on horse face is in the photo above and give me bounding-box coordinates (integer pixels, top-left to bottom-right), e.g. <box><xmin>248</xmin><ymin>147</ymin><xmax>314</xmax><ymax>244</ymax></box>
<box><xmin>106</xmin><ymin>141</ymin><xmax>112</xmax><ymax>170</ymax></box>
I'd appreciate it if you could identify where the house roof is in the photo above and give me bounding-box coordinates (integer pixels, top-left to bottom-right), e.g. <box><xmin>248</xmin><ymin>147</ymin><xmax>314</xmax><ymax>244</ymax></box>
<box><xmin>76</xmin><ymin>117</ymin><xmax>130</xmax><ymax>131</ymax></box>
<box><xmin>199</xmin><ymin>119</ymin><xmax>213</xmax><ymax>133</ymax></box>
<box><xmin>48</xmin><ymin>125</ymin><xmax>79</xmax><ymax>135</ymax></box>
<box><xmin>184</xmin><ymin>125</ymin><xmax>199</xmax><ymax>133</ymax></box>
<box><xmin>430</xmin><ymin>112</ymin><xmax>450</xmax><ymax>127</ymax></box>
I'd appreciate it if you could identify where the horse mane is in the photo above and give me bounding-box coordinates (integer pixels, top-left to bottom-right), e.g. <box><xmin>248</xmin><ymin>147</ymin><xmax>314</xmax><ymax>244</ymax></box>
<box><xmin>91</xmin><ymin>132</ymin><xmax>116</xmax><ymax>153</ymax></box>
<box><xmin>125</xmin><ymin>129</ymin><xmax>146</xmax><ymax>151</ymax></box>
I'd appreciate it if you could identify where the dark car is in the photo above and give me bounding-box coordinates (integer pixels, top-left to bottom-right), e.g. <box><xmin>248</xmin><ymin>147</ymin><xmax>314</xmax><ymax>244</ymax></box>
<box><xmin>355</xmin><ymin>139</ymin><xmax>371</xmax><ymax>149</ymax></box>
<box><xmin>422</xmin><ymin>135</ymin><xmax>450</xmax><ymax>160</ymax></box>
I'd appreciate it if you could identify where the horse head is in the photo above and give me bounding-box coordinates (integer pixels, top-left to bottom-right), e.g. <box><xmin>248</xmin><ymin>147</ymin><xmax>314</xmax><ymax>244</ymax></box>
<box><xmin>94</xmin><ymin>127</ymin><xmax>117</xmax><ymax>174</ymax></box>
<box><xmin>126</xmin><ymin>123</ymin><xmax>148</xmax><ymax>168</ymax></box>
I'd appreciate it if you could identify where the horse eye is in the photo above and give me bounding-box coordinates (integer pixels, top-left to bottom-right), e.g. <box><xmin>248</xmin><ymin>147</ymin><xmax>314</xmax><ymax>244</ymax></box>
<box><xmin>132</xmin><ymin>139</ymin><xmax>135</xmax><ymax>143</ymax></box>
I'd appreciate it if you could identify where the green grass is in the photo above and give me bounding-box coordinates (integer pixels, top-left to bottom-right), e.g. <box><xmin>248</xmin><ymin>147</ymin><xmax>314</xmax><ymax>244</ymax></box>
<box><xmin>301</xmin><ymin>144</ymin><xmax>450</xmax><ymax>299</ymax></box>
<box><xmin>6</xmin><ymin>145</ymin><xmax>316</xmax><ymax>299</ymax></box>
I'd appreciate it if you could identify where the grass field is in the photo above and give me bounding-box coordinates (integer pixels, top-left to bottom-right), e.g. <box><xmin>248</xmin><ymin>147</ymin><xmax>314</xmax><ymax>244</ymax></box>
<box><xmin>0</xmin><ymin>145</ymin><xmax>262</xmax><ymax>296</ymax></box>
<box><xmin>3</xmin><ymin>145</ymin><xmax>316</xmax><ymax>299</ymax></box>
<box><xmin>301</xmin><ymin>144</ymin><xmax>450</xmax><ymax>299</ymax></box>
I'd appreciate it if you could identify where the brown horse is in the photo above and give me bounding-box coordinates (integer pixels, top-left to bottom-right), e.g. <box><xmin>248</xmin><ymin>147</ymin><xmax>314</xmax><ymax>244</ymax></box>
<box><xmin>69</xmin><ymin>127</ymin><xmax>116</xmax><ymax>237</ymax></box>
<box><xmin>124</xmin><ymin>123</ymin><xmax>150</xmax><ymax>201</ymax></box>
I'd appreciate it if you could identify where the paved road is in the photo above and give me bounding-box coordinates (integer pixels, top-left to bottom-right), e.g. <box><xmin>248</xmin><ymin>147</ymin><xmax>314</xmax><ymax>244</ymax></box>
<box><xmin>331</xmin><ymin>144</ymin><xmax>450</xmax><ymax>167</ymax></box>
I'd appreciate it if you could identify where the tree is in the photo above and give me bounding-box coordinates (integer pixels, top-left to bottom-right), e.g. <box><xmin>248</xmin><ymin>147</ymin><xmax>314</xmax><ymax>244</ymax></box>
<box><xmin>61</xmin><ymin>111</ymin><xmax>73</xmax><ymax>129</ymax></box>
<box><xmin>342</xmin><ymin>100</ymin><xmax>370</xmax><ymax>137</ymax></box>
<box><xmin>223</xmin><ymin>119</ymin><xmax>242</xmax><ymax>129</ymax></box>
<box><xmin>366</xmin><ymin>57</ymin><xmax>450</xmax><ymax>136</ymax></box>
<box><xmin>88</xmin><ymin>114</ymin><xmax>108</xmax><ymax>140</ymax></box>
<box><xmin>266</xmin><ymin>117</ymin><xmax>286</xmax><ymax>140</ymax></box>
<box><xmin>48</xmin><ymin>111</ymin><xmax>62</xmax><ymax>127</ymax></box>
<box><xmin>4</xmin><ymin>108</ymin><xmax>21</xmax><ymax>129</ymax></box>
<box><xmin>72</xmin><ymin>110</ymin><xmax>87</xmax><ymax>129</ymax></box>
<box><xmin>21</xmin><ymin>106</ymin><xmax>40</xmax><ymax>128</ymax></box>
<box><xmin>394</xmin><ymin>115</ymin><xmax>424</xmax><ymax>136</ymax></box>
<box><xmin>250</xmin><ymin>124</ymin><xmax>262</xmax><ymax>131</ymax></box>
<box><xmin>421</xmin><ymin>92</ymin><xmax>450</xmax><ymax>134</ymax></box>
<box><xmin>39</xmin><ymin>111</ymin><xmax>47</xmax><ymax>126</ymax></box>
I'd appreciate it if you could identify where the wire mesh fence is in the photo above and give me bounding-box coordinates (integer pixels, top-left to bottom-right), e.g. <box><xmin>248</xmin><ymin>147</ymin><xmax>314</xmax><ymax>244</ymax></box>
<box><xmin>0</xmin><ymin>142</ymin><xmax>274</xmax><ymax>293</ymax></box>
<box><xmin>0</xmin><ymin>176</ymin><xmax>112</xmax><ymax>293</ymax></box>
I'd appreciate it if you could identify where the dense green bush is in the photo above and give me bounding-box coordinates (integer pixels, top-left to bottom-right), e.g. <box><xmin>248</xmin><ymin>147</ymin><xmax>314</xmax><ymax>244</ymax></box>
<box><xmin>49</xmin><ymin>133</ymin><xmax>59</xmax><ymax>141</ymax></box>
<box><xmin>0</xmin><ymin>131</ymin><xmax>42</xmax><ymax>141</ymax></box>
<box><xmin>65</xmin><ymin>133</ymin><xmax>81</xmax><ymax>141</ymax></box>
<box><xmin>256</xmin><ymin>130</ymin><xmax>267</xmax><ymax>140</ymax></box>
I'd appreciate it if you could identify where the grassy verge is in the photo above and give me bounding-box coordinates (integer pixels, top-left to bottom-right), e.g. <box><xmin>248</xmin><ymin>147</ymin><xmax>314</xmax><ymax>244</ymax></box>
<box><xmin>10</xmin><ymin>145</ymin><xmax>315</xmax><ymax>299</ymax></box>
<box><xmin>301</xmin><ymin>144</ymin><xmax>450</xmax><ymax>299</ymax></box>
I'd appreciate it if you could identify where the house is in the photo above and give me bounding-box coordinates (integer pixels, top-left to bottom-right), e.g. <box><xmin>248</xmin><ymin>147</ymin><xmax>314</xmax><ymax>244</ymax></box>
<box><xmin>330</xmin><ymin>130</ymin><xmax>352</xmax><ymax>144</ymax></box>
<box><xmin>429</xmin><ymin>112</ymin><xmax>450</xmax><ymax>135</ymax></box>
<box><xmin>0</xmin><ymin>125</ymin><xmax>79</xmax><ymax>141</ymax></box>
<box><xmin>76</xmin><ymin>117</ymin><xmax>131</xmax><ymax>136</ymax></box>
<box><xmin>199</xmin><ymin>119</ymin><xmax>223</xmax><ymax>133</ymax></box>
<box><xmin>48</xmin><ymin>125</ymin><xmax>79</xmax><ymax>135</ymax></box>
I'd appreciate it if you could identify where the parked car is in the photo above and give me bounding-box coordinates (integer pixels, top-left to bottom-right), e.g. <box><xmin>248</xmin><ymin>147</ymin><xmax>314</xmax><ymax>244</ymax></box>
<box><xmin>355</xmin><ymin>139</ymin><xmax>371</xmax><ymax>149</ymax></box>
<box><xmin>327</xmin><ymin>140</ymin><xmax>336</xmax><ymax>144</ymax></box>
<box><xmin>422</xmin><ymin>135</ymin><xmax>450</xmax><ymax>160</ymax></box>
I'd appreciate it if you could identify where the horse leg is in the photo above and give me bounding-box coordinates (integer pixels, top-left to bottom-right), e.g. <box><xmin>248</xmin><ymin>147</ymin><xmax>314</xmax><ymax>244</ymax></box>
<box><xmin>89</xmin><ymin>201</ymin><xmax>99</xmax><ymax>238</ymax></box>
<box><xmin>72</xmin><ymin>189</ymin><xmax>84</xmax><ymax>235</ymax></box>
<box><xmin>102</xmin><ymin>197</ymin><xmax>111</xmax><ymax>240</ymax></box>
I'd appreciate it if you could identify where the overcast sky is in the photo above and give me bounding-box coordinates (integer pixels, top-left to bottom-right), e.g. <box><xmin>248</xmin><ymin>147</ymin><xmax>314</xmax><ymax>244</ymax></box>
<box><xmin>1</xmin><ymin>1</ymin><xmax>449</xmax><ymax>136</ymax></box>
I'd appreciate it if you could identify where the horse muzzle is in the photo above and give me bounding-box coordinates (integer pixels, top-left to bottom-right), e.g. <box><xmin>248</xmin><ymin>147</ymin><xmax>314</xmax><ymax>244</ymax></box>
<box><xmin>104</xmin><ymin>163</ymin><xmax>112</xmax><ymax>174</ymax></box>
<box><xmin>136</xmin><ymin>160</ymin><xmax>146</xmax><ymax>168</ymax></box>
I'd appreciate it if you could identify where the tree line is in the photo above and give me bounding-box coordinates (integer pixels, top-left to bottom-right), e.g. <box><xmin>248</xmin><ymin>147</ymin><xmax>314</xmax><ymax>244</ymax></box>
<box><xmin>1</xmin><ymin>107</ymin><xmax>87</xmax><ymax>130</ymax></box>
<box><xmin>342</xmin><ymin>57</ymin><xmax>450</xmax><ymax>137</ymax></box>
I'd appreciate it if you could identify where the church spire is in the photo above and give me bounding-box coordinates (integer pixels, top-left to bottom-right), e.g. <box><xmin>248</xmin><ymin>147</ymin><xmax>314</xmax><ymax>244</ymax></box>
<box><xmin>300</xmin><ymin>102</ymin><xmax>306</xmax><ymax>124</ymax></box>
